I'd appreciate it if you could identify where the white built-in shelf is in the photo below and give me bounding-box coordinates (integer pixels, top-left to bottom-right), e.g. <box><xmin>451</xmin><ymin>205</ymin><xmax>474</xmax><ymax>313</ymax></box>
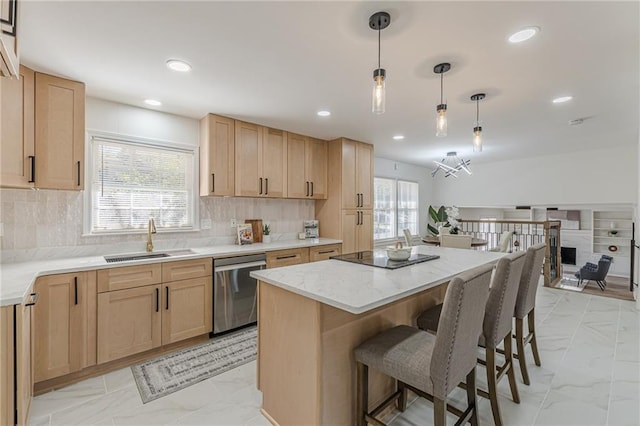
<box><xmin>592</xmin><ymin>210</ymin><xmax>633</xmax><ymax>259</ymax></box>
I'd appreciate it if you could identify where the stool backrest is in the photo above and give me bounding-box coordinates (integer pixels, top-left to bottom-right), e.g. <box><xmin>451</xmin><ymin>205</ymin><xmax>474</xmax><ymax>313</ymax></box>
<box><xmin>430</xmin><ymin>264</ymin><xmax>492</xmax><ymax>399</ymax></box>
<box><xmin>483</xmin><ymin>251</ymin><xmax>527</xmax><ymax>349</ymax></box>
<box><xmin>514</xmin><ymin>243</ymin><xmax>547</xmax><ymax>319</ymax></box>
<box><xmin>440</xmin><ymin>234</ymin><xmax>472</xmax><ymax>249</ymax></box>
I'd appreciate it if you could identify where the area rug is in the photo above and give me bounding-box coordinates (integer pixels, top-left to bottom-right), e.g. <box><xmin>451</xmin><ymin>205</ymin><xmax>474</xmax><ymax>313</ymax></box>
<box><xmin>131</xmin><ymin>326</ymin><xmax>257</xmax><ymax>403</ymax></box>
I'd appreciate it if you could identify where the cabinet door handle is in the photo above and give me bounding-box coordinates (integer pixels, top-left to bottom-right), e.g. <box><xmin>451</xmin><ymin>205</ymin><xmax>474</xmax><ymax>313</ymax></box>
<box><xmin>318</xmin><ymin>249</ymin><xmax>335</xmax><ymax>254</ymax></box>
<box><xmin>211</xmin><ymin>173</ymin><xmax>215</xmax><ymax>193</ymax></box>
<box><xmin>310</xmin><ymin>182</ymin><xmax>314</xmax><ymax>197</ymax></box>
<box><xmin>28</xmin><ymin>156</ymin><xmax>35</xmax><ymax>183</ymax></box>
<box><xmin>259</xmin><ymin>177</ymin><xmax>263</xmax><ymax>195</ymax></box>
<box><xmin>74</xmin><ymin>277</ymin><xmax>78</xmax><ymax>305</ymax></box>
<box><xmin>276</xmin><ymin>254</ymin><xmax>297</xmax><ymax>260</ymax></box>
<box><xmin>306</xmin><ymin>181</ymin><xmax>310</xmax><ymax>197</ymax></box>
<box><xmin>165</xmin><ymin>286</ymin><xmax>169</xmax><ymax>310</ymax></box>
<box><xmin>265</xmin><ymin>178</ymin><xmax>269</xmax><ymax>195</ymax></box>
<box><xmin>25</xmin><ymin>292</ymin><xmax>39</xmax><ymax>307</ymax></box>
<box><xmin>357</xmin><ymin>193</ymin><xmax>359</xmax><ymax>207</ymax></box>
<box><xmin>155</xmin><ymin>288</ymin><xmax>159</xmax><ymax>312</ymax></box>
<box><xmin>77</xmin><ymin>161</ymin><xmax>81</xmax><ymax>186</ymax></box>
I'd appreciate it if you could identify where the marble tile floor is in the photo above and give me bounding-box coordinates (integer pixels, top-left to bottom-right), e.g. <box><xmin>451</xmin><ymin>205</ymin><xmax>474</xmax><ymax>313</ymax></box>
<box><xmin>29</xmin><ymin>286</ymin><xmax>639</xmax><ymax>426</ymax></box>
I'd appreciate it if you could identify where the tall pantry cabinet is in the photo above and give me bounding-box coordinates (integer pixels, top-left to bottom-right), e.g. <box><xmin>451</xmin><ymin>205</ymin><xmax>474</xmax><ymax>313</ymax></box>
<box><xmin>315</xmin><ymin>138</ymin><xmax>374</xmax><ymax>254</ymax></box>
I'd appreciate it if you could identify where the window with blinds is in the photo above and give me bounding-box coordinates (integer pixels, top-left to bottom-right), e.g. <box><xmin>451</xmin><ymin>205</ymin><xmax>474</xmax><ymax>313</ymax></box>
<box><xmin>373</xmin><ymin>177</ymin><xmax>419</xmax><ymax>240</ymax></box>
<box><xmin>89</xmin><ymin>135</ymin><xmax>196</xmax><ymax>233</ymax></box>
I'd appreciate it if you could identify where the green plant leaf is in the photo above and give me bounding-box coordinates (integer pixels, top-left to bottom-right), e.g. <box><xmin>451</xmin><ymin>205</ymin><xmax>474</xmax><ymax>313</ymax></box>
<box><xmin>427</xmin><ymin>224</ymin><xmax>439</xmax><ymax>236</ymax></box>
<box><xmin>429</xmin><ymin>206</ymin><xmax>439</xmax><ymax>223</ymax></box>
<box><xmin>437</xmin><ymin>206</ymin><xmax>447</xmax><ymax>222</ymax></box>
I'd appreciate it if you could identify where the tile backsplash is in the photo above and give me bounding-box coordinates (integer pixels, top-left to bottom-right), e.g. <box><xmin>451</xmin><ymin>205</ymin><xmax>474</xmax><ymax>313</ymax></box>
<box><xmin>0</xmin><ymin>189</ymin><xmax>315</xmax><ymax>262</ymax></box>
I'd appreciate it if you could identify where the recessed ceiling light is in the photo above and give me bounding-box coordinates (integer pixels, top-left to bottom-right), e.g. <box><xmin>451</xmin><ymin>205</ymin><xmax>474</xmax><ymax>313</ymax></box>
<box><xmin>508</xmin><ymin>27</ymin><xmax>539</xmax><ymax>43</ymax></box>
<box><xmin>552</xmin><ymin>96</ymin><xmax>573</xmax><ymax>104</ymax></box>
<box><xmin>144</xmin><ymin>99</ymin><xmax>162</xmax><ymax>106</ymax></box>
<box><xmin>393</xmin><ymin>135</ymin><xmax>405</xmax><ymax>140</ymax></box>
<box><xmin>317</xmin><ymin>110</ymin><xmax>331</xmax><ymax>117</ymax></box>
<box><xmin>166</xmin><ymin>59</ymin><xmax>192</xmax><ymax>72</ymax></box>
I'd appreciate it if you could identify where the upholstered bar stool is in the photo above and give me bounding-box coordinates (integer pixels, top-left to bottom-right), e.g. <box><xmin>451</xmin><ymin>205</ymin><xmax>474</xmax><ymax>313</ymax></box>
<box><xmin>417</xmin><ymin>250</ymin><xmax>527</xmax><ymax>426</ymax></box>
<box><xmin>354</xmin><ymin>264</ymin><xmax>493</xmax><ymax>426</ymax></box>
<box><xmin>513</xmin><ymin>243</ymin><xmax>547</xmax><ymax>385</ymax></box>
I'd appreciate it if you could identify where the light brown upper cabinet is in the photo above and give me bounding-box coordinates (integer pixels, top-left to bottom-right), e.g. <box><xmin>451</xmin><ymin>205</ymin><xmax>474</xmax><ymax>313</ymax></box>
<box><xmin>34</xmin><ymin>72</ymin><xmax>85</xmax><ymax>190</ymax></box>
<box><xmin>199</xmin><ymin>114</ymin><xmax>235</xmax><ymax>196</ymax></box>
<box><xmin>286</xmin><ymin>133</ymin><xmax>327</xmax><ymax>199</ymax></box>
<box><xmin>0</xmin><ymin>65</ymin><xmax>34</xmax><ymax>188</ymax></box>
<box><xmin>0</xmin><ymin>0</ymin><xmax>19</xmax><ymax>78</ymax></box>
<box><xmin>341</xmin><ymin>139</ymin><xmax>373</xmax><ymax>210</ymax></box>
<box><xmin>33</xmin><ymin>271</ymin><xmax>96</xmax><ymax>383</ymax></box>
<box><xmin>235</xmin><ymin>121</ymin><xmax>287</xmax><ymax>198</ymax></box>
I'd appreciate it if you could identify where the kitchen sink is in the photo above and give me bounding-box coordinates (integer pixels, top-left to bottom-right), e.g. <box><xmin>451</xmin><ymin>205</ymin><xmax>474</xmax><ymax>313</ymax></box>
<box><xmin>104</xmin><ymin>249</ymin><xmax>195</xmax><ymax>263</ymax></box>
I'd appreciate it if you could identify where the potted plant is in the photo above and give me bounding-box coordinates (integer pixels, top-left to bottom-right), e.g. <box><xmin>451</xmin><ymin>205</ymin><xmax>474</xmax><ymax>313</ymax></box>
<box><xmin>427</xmin><ymin>205</ymin><xmax>461</xmax><ymax>236</ymax></box>
<box><xmin>263</xmin><ymin>224</ymin><xmax>271</xmax><ymax>243</ymax></box>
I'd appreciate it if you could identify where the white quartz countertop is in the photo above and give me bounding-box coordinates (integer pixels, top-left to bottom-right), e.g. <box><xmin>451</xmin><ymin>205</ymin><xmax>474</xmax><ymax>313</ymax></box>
<box><xmin>0</xmin><ymin>238</ymin><xmax>341</xmax><ymax>306</ymax></box>
<box><xmin>251</xmin><ymin>245</ymin><xmax>506</xmax><ymax>314</ymax></box>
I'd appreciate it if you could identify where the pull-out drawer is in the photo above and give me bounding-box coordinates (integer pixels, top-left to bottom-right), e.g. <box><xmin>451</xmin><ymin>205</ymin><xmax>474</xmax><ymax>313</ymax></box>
<box><xmin>97</xmin><ymin>264</ymin><xmax>162</xmax><ymax>293</ymax></box>
<box><xmin>162</xmin><ymin>258</ymin><xmax>212</xmax><ymax>282</ymax></box>
<box><xmin>309</xmin><ymin>244</ymin><xmax>342</xmax><ymax>262</ymax></box>
<box><xmin>266</xmin><ymin>248</ymin><xmax>310</xmax><ymax>268</ymax></box>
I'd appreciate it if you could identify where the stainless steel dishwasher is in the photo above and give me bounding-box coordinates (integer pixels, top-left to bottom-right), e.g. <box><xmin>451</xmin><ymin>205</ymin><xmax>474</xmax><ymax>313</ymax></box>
<box><xmin>212</xmin><ymin>253</ymin><xmax>266</xmax><ymax>335</ymax></box>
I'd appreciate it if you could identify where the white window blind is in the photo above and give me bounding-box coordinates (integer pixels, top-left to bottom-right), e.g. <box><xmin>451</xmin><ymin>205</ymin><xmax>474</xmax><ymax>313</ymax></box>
<box><xmin>89</xmin><ymin>136</ymin><xmax>195</xmax><ymax>233</ymax></box>
<box><xmin>374</xmin><ymin>177</ymin><xmax>419</xmax><ymax>240</ymax></box>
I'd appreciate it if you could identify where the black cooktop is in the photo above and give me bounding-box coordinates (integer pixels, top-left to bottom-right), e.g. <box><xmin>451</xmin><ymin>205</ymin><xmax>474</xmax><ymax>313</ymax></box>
<box><xmin>330</xmin><ymin>250</ymin><xmax>440</xmax><ymax>270</ymax></box>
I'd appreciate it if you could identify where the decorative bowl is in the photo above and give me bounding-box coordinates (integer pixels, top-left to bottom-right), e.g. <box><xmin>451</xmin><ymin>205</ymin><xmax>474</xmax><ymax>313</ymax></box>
<box><xmin>386</xmin><ymin>246</ymin><xmax>412</xmax><ymax>261</ymax></box>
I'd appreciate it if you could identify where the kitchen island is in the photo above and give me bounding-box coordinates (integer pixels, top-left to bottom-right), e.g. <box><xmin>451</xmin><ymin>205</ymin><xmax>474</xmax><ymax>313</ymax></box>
<box><xmin>251</xmin><ymin>245</ymin><xmax>505</xmax><ymax>426</ymax></box>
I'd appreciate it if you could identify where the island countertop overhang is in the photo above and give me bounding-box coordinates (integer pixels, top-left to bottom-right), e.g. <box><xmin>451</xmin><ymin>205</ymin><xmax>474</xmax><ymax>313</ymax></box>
<box><xmin>251</xmin><ymin>246</ymin><xmax>507</xmax><ymax>314</ymax></box>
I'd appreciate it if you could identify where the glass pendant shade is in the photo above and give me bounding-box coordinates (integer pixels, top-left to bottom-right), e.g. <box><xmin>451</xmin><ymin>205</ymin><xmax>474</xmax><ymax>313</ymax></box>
<box><xmin>372</xmin><ymin>69</ymin><xmax>386</xmax><ymax>114</ymax></box>
<box><xmin>436</xmin><ymin>105</ymin><xmax>447</xmax><ymax>137</ymax></box>
<box><xmin>473</xmin><ymin>126</ymin><xmax>483</xmax><ymax>152</ymax></box>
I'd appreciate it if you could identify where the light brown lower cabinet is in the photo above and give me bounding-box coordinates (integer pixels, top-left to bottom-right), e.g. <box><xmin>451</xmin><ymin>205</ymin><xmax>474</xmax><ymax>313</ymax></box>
<box><xmin>0</xmin><ymin>306</ymin><xmax>15</xmax><ymax>426</ymax></box>
<box><xmin>97</xmin><ymin>285</ymin><xmax>162</xmax><ymax>364</ymax></box>
<box><xmin>266</xmin><ymin>248</ymin><xmax>310</xmax><ymax>268</ymax></box>
<box><xmin>1</xmin><ymin>293</ymin><xmax>38</xmax><ymax>426</ymax></box>
<box><xmin>34</xmin><ymin>272</ymin><xmax>96</xmax><ymax>383</ymax></box>
<box><xmin>309</xmin><ymin>244</ymin><xmax>342</xmax><ymax>262</ymax></box>
<box><xmin>162</xmin><ymin>277</ymin><xmax>213</xmax><ymax>345</ymax></box>
<box><xmin>98</xmin><ymin>273</ymin><xmax>213</xmax><ymax>362</ymax></box>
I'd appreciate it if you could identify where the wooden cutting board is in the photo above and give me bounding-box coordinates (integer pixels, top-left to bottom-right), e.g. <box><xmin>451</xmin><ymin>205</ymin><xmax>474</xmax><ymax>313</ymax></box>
<box><xmin>245</xmin><ymin>219</ymin><xmax>263</xmax><ymax>243</ymax></box>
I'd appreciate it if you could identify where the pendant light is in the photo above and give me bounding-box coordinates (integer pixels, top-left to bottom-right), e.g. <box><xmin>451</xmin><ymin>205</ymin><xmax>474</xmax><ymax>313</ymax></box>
<box><xmin>369</xmin><ymin>12</ymin><xmax>390</xmax><ymax>114</ymax></box>
<box><xmin>470</xmin><ymin>93</ymin><xmax>486</xmax><ymax>152</ymax></box>
<box><xmin>434</xmin><ymin>63</ymin><xmax>451</xmax><ymax>137</ymax></box>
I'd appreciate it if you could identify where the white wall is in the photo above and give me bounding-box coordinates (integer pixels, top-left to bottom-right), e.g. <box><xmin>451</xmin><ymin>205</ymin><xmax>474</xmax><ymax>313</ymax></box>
<box><xmin>374</xmin><ymin>157</ymin><xmax>434</xmax><ymax>236</ymax></box>
<box><xmin>433</xmin><ymin>145</ymin><xmax>638</xmax><ymax>207</ymax></box>
<box><xmin>86</xmin><ymin>97</ymin><xmax>199</xmax><ymax>146</ymax></box>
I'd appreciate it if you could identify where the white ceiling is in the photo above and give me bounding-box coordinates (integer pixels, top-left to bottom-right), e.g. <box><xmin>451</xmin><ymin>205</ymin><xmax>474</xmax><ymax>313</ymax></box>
<box><xmin>20</xmin><ymin>1</ymin><xmax>639</xmax><ymax>167</ymax></box>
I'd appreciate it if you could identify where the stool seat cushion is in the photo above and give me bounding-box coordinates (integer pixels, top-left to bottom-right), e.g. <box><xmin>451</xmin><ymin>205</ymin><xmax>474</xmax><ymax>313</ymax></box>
<box><xmin>355</xmin><ymin>325</ymin><xmax>436</xmax><ymax>394</ymax></box>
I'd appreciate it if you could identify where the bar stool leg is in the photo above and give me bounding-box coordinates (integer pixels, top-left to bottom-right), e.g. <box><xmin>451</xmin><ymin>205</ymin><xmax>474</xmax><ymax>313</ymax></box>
<box><xmin>504</xmin><ymin>335</ymin><xmax>520</xmax><ymax>403</ymax></box>
<box><xmin>515</xmin><ymin>317</ymin><xmax>531</xmax><ymax>385</ymax></box>
<box><xmin>528</xmin><ymin>309</ymin><xmax>542</xmax><ymax>367</ymax></box>
<box><xmin>398</xmin><ymin>381</ymin><xmax>407</xmax><ymax>412</ymax></box>
<box><xmin>434</xmin><ymin>397</ymin><xmax>447</xmax><ymax>426</ymax></box>
<box><xmin>356</xmin><ymin>362</ymin><xmax>368</xmax><ymax>426</ymax></box>
<box><xmin>466</xmin><ymin>367</ymin><xmax>479</xmax><ymax>426</ymax></box>
<box><xmin>486</xmin><ymin>348</ymin><xmax>504</xmax><ymax>426</ymax></box>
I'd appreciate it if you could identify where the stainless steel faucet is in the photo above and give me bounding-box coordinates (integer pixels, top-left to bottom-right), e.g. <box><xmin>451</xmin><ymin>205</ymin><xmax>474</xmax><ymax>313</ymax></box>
<box><xmin>146</xmin><ymin>218</ymin><xmax>156</xmax><ymax>252</ymax></box>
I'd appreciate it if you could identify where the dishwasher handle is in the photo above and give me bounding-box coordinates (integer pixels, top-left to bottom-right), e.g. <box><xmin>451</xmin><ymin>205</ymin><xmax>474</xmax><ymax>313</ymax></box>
<box><xmin>214</xmin><ymin>260</ymin><xmax>266</xmax><ymax>272</ymax></box>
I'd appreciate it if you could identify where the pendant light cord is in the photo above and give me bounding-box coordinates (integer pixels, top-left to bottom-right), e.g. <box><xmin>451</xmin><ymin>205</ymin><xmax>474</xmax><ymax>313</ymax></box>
<box><xmin>377</xmin><ymin>26</ymin><xmax>381</xmax><ymax>69</ymax></box>
<box><xmin>476</xmin><ymin>98</ymin><xmax>479</xmax><ymax>123</ymax></box>
<box><xmin>440</xmin><ymin>73</ymin><xmax>444</xmax><ymax>104</ymax></box>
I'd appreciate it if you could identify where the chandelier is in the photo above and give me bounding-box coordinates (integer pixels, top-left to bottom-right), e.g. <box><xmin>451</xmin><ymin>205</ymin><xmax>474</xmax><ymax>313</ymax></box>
<box><xmin>431</xmin><ymin>152</ymin><xmax>472</xmax><ymax>178</ymax></box>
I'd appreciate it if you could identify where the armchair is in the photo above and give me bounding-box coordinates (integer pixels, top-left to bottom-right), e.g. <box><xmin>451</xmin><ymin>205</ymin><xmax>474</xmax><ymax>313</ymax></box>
<box><xmin>574</xmin><ymin>257</ymin><xmax>612</xmax><ymax>291</ymax></box>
